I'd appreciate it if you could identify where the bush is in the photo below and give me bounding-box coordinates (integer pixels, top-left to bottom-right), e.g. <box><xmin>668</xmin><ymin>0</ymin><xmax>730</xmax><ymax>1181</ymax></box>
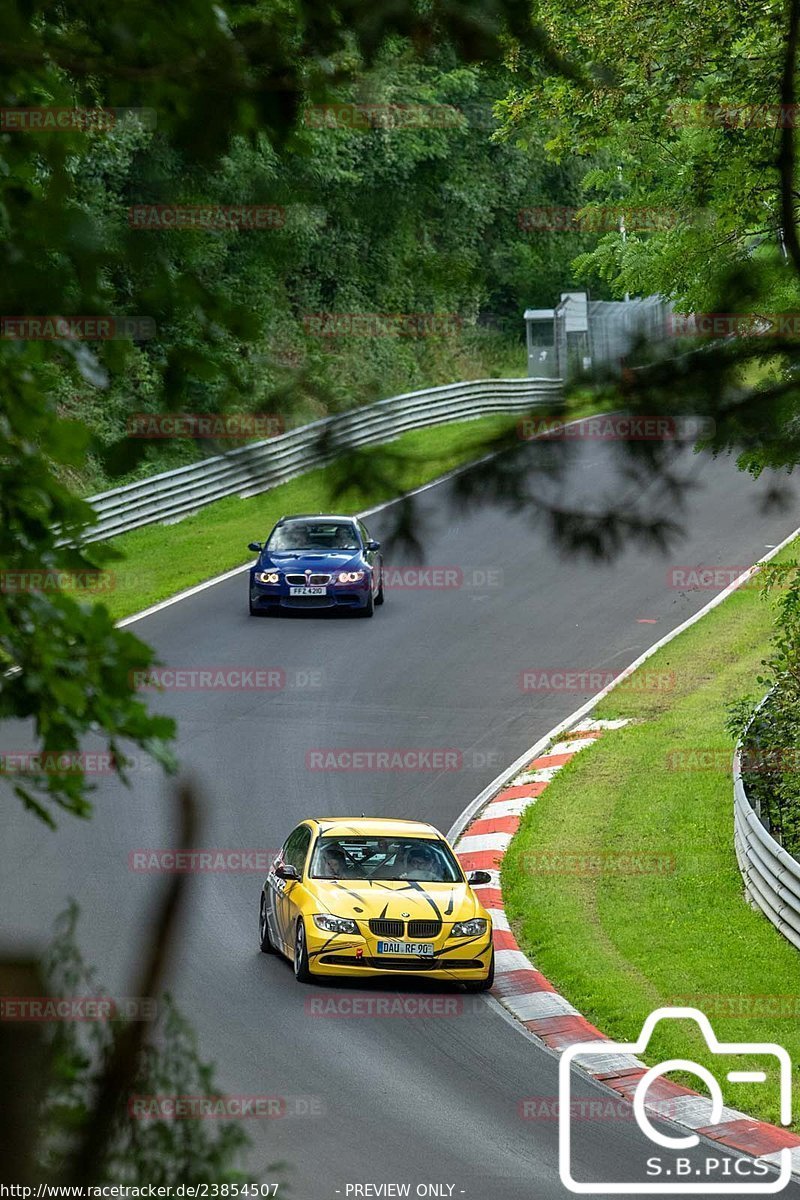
<box><xmin>728</xmin><ymin>562</ymin><xmax>800</xmax><ymax>855</ymax></box>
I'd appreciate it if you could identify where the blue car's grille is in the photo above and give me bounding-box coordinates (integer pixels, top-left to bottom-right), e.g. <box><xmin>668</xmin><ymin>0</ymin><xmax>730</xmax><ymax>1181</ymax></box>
<box><xmin>285</xmin><ymin>573</ymin><xmax>331</xmax><ymax>586</ymax></box>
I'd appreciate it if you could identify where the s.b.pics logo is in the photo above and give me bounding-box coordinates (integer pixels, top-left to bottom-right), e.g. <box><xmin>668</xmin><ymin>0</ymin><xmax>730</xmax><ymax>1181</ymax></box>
<box><xmin>559</xmin><ymin>1008</ymin><xmax>793</xmax><ymax>1193</ymax></box>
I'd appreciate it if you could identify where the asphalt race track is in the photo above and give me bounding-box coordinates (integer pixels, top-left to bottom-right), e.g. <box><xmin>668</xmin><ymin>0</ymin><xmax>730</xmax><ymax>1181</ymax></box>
<box><xmin>3</xmin><ymin>435</ymin><xmax>800</xmax><ymax>1199</ymax></box>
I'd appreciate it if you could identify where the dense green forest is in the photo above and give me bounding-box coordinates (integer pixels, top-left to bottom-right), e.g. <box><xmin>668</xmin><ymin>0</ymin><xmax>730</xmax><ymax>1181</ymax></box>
<box><xmin>29</xmin><ymin>50</ymin><xmax>596</xmax><ymax>495</ymax></box>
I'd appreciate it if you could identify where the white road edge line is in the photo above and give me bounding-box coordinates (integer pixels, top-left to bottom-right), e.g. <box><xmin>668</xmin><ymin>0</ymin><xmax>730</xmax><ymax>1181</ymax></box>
<box><xmin>446</xmin><ymin>518</ymin><xmax>800</xmax><ymax>1181</ymax></box>
<box><xmin>447</xmin><ymin>518</ymin><xmax>800</xmax><ymax>846</ymax></box>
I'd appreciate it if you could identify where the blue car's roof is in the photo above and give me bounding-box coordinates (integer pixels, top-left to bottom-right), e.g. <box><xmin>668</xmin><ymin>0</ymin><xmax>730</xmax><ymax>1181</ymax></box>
<box><xmin>277</xmin><ymin>513</ymin><xmax>357</xmax><ymax>523</ymax></box>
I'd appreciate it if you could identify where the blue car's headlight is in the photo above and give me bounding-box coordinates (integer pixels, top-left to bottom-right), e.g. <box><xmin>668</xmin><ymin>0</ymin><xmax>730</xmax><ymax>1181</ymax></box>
<box><xmin>256</xmin><ymin>570</ymin><xmax>281</xmax><ymax>585</ymax></box>
<box><xmin>336</xmin><ymin>571</ymin><xmax>365</xmax><ymax>584</ymax></box>
<box><xmin>449</xmin><ymin>918</ymin><xmax>488</xmax><ymax>938</ymax></box>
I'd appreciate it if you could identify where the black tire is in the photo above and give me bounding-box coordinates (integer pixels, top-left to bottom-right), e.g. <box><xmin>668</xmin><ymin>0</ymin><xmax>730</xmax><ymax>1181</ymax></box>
<box><xmin>358</xmin><ymin>588</ymin><xmax>375</xmax><ymax>618</ymax></box>
<box><xmin>464</xmin><ymin>948</ymin><xmax>494</xmax><ymax>993</ymax></box>
<box><xmin>375</xmin><ymin>569</ymin><xmax>385</xmax><ymax>606</ymax></box>
<box><xmin>293</xmin><ymin>917</ymin><xmax>314</xmax><ymax>982</ymax></box>
<box><xmin>259</xmin><ymin>893</ymin><xmax>276</xmax><ymax>953</ymax></box>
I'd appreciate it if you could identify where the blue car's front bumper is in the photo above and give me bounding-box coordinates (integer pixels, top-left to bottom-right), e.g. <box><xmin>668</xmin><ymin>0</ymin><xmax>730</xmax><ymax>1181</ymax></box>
<box><xmin>249</xmin><ymin>578</ymin><xmax>371</xmax><ymax>612</ymax></box>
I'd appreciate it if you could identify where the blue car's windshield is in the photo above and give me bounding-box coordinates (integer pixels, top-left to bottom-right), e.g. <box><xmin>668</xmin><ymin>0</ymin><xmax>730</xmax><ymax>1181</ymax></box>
<box><xmin>267</xmin><ymin>520</ymin><xmax>360</xmax><ymax>552</ymax></box>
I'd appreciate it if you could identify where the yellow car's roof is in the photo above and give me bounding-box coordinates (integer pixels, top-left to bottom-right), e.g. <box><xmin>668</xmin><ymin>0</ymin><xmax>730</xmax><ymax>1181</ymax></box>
<box><xmin>310</xmin><ymin>817</ymin><xmax>442</xmax><ymax>839</ymax></box>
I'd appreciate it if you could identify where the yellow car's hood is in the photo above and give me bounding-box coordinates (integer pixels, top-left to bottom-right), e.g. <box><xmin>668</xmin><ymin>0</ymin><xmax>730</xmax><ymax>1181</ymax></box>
<box><xmin>311</xmin><ymin>878</ymin><xmax>482</xmax><ymax>924</ymax></box>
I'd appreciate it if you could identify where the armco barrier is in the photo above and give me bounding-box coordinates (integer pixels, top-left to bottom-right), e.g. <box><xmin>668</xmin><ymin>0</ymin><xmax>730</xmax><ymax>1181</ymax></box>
<box><xmin>734</xmin><ymin>695</ymin><xmax>800</xmax><ymax>952</ymax></box>
<box><xmin>84</xmin><ymin>377</ymin><xmax>561</xmax><ymax>542</ymax></box>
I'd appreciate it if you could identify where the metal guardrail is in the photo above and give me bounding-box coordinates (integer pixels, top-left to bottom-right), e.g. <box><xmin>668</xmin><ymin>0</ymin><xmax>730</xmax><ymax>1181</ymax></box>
<box><xmin>733</xmin><ymin>693</ymin><xmax>800</xmax><ymax>951</ymax></box>
<box><xmin>84</xmin><ymin>377</ymin><xmax>562</xmax><ymax>542</ymax></box>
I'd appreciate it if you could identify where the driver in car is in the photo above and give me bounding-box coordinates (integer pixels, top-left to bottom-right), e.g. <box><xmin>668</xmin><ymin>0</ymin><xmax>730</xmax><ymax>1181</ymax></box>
<box><xmin>318</xmin><ymin>843</ymin><xmax>352</xmax><ymax>879</ymax></box>
<box><xmin>403</xmin><ymin>845</ymin><xmax>438</xmax><ymax>881</ymax></box>
<box><xmin>331</xmin><ymin>525</ymin><xmax>357</xmax><ymax>549</ymax></box>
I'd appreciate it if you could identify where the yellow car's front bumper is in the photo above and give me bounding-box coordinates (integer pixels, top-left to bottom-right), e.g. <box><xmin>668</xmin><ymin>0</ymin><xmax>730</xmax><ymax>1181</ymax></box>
<box><xmin>304</xmin><ymin>924</ymin><xmax>494</xmax><ymax>981</ymax></box>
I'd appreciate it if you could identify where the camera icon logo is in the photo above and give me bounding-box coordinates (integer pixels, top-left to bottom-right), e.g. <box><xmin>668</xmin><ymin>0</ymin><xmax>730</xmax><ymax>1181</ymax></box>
<box><xmin>558</xmin><ymin>1006</ymin><xmax>793</xmax><ymax>1193</ymax></box>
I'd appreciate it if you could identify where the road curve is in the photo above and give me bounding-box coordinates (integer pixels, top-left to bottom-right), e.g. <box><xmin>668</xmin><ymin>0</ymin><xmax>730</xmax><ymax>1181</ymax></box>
<box><xmin>3</xmin><ymin>434</ymin><xmax>800</xmax><ymax>1199</ymax></box>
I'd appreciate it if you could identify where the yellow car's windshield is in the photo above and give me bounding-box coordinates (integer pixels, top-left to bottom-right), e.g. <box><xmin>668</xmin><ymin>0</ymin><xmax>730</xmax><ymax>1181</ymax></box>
<box><xmin>310</xmin><ymin>836</ymin><xmax>462</xmax><ymax>883</ymax></box>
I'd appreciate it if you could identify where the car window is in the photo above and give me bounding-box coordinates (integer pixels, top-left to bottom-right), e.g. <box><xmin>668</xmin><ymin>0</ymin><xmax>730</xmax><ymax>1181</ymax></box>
<box><xmin>267</xmin><ymin>520</ymin><xmax>360</xmax><ymax>552</ymax></box>
<box><xmin>282</xmin><ymin>825</ymin><xmax>312</xmax><ymax>874</ymax></box>
<box><xmin>310</xmin><ymin>836</ymin><xmax>462</xmax><ymax>882</ymax></box>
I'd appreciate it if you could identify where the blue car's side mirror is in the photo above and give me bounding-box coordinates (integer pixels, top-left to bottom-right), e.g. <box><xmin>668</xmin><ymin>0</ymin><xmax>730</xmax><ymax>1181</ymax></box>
<box><xmin>248</xmin><ymin>542</ymin><xmax>262</xmax><ymax>553</ymax></box>
<box><xmin>365</xmin><ymin>540</ymin><xmax>380</xmax><ymax>552</ymax></box>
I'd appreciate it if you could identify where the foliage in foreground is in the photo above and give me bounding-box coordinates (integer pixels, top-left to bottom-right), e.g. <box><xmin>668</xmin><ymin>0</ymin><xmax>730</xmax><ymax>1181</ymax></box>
<box><xmin>40</xmin><ymin>901</ymin><xmax>251</xmax><ymax>1185</ymax></box>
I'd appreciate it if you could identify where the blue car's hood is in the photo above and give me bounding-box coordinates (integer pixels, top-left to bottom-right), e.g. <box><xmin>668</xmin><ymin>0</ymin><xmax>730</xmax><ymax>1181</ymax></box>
<box><xmin>259</xmin><ymin>550</ymin><xmax>363</xmax><ymax>572</ymax></box>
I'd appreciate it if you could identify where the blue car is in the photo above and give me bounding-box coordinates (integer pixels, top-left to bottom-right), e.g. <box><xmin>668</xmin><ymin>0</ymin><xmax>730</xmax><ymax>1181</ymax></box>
<box><xmin>248</xmin><ymin>514</ymin><xmax>385</xmax><ymax>617</ymax></box>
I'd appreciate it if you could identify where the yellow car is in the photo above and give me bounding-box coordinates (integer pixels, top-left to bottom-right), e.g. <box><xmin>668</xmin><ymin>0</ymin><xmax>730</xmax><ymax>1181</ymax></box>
<box><xmin>259</xmin><ymin>817</ymin><xmax>494</xmax><ymax>990</ymax></box>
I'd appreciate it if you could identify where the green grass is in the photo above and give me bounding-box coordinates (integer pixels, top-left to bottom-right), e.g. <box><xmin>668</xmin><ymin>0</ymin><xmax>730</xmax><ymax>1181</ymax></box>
<box><xmin>93</xmin><ymin>414</ymin><xmax>521</xmax><ymax>620</ymax></box>
<box><xmin>502</xmin><ymin>546</ymin><xmax>800</xmax><ymax>1129</ymax></box>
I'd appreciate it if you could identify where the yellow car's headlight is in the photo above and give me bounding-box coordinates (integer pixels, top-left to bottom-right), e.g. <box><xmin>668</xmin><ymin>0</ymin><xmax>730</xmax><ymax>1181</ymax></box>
<box><xmin>256</xmin><ymin>570</ymin><xmax>280</xmax><ymax>585</ymax></box>
<box><xmin>449</xmin><ymin>918</ymin><xmax>488</xmax><ymax>938</ymax></box>
<box><xmin>313</xmin><ymin>913</ymin><xmax>359</xmax><ymax>935</ymax></box>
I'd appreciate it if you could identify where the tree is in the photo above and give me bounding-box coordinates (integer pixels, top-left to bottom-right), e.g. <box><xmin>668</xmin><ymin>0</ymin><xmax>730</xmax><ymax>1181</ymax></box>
<box><xmin>0</xmin><ymin>0</ymin><xmax>577</xmax><ymax>822</ymax></box>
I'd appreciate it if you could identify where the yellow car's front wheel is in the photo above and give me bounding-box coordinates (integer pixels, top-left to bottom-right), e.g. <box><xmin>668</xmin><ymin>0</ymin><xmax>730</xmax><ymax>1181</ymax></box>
<box><xmin>293</xmin><ymin>917</ymin><xmax>315</xmax><ymax>983</ymax></box>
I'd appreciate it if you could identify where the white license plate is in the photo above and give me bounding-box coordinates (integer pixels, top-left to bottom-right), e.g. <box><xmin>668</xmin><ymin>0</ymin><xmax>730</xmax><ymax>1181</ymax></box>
<box><xmin>289</xmin><ymin>586</ymin><xmax>327</xmax><ymax>596</ymax></box>
<box><xmin>377</xmin><ymin>941</ymin><xmax>435</xmax><ymax>957</ymax></box>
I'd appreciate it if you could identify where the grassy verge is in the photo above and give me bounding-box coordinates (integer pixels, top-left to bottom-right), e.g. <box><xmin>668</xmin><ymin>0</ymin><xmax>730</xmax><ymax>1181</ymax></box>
<box><xmin>502</xmin><ymin>544</ymin><xmax>800</xmax><ymax>1129</ymax></box>
<box><xmin>93</xmin><ymin>414</ymin><xmax>520</xmax><ymax>621</ymax></box>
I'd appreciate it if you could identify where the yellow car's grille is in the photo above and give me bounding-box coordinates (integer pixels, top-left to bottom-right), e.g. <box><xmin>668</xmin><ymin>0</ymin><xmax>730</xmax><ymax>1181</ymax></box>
<box><xmin>407</xmin><ymin>920</ymin><xmax>441</xmax><ymax>939</ymax></box>
<box><xmin>368</xmin><ymin>918</ymin><xmax>404</xmax><ymax>938</ymax></box>
<box><xmin>367</xmin><ymin>918</ymin><xmax>442</xmax><ymax>939</ymax></box>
